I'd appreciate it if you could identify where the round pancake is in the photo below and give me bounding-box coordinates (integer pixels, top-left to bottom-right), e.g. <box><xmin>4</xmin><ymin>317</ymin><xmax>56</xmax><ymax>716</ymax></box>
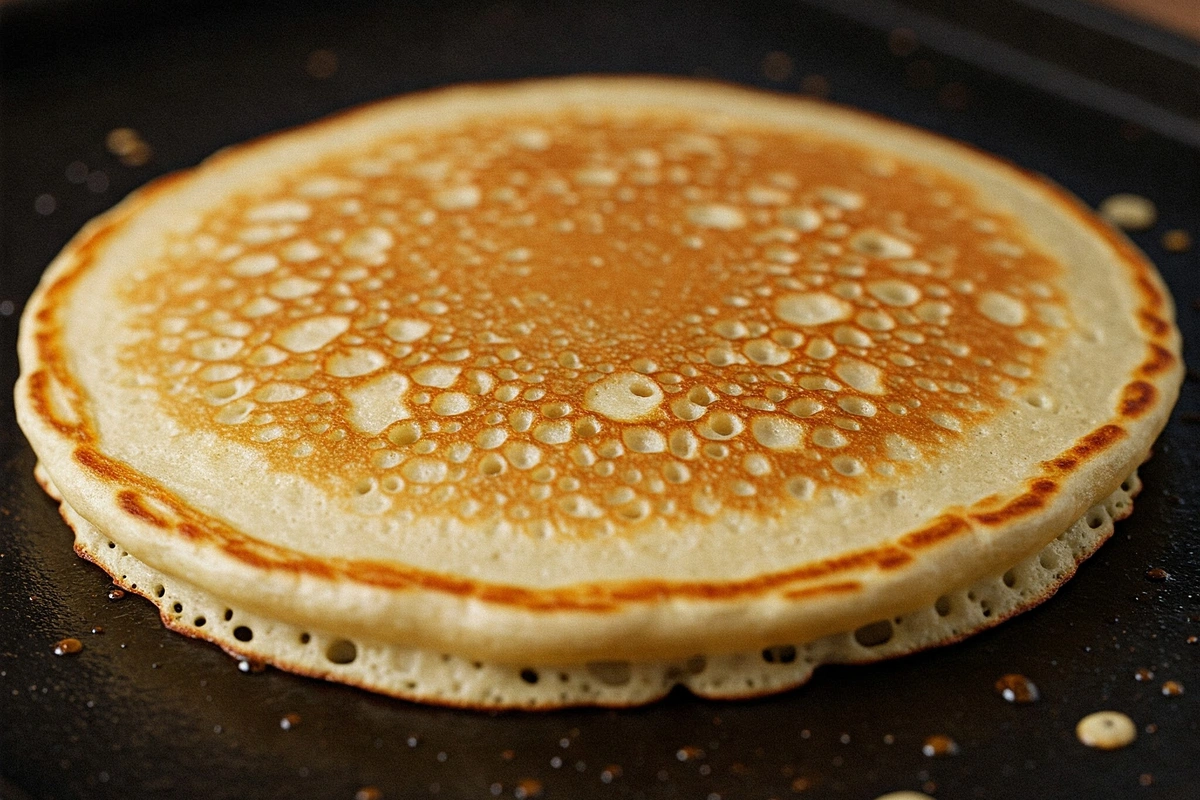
<box><xmin>15</xmin><ymin>78</ymin><xmax>1181</xmax><ymax>686</ymax></box>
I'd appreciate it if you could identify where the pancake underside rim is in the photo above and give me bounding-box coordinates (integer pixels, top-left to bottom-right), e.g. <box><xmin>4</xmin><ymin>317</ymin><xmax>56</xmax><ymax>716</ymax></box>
<box><xmin>45</xmin><ymin>465</ymin><xmax>1141</xmax><ymax>710</ymax></box>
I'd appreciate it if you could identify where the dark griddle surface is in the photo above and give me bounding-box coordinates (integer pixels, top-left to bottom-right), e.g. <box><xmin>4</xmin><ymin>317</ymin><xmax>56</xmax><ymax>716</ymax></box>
<box><xmin>2</xmin><ymin>2</ymin><xmax>1198</xmax><ymax>798</ymax></box>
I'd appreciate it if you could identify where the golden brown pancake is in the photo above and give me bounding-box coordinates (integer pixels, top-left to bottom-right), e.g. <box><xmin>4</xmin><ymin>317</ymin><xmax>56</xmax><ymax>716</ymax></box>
<box><xmin>15</xmin><ymin>77</ymin><xmax>1182</xmax><ymax>707</ymax></box>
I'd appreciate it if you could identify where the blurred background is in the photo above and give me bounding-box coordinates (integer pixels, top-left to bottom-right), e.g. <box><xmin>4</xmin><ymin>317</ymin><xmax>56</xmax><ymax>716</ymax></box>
<box><xmin>2</xmin><ymin>2</ymin><xmax>1198</xmax><ymax>799</ymax></box>
<box><xmin>1093</xmin><ymin>0</ymin><xmax>1200</xmax><ymax>39</ymax></box>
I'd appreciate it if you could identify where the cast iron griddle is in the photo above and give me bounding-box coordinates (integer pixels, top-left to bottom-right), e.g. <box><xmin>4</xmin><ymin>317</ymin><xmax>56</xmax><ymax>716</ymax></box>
<box><xmin>2</xmin><ymin>1</ymin><xmax>1198</xmax><ymax>797</ymax></box>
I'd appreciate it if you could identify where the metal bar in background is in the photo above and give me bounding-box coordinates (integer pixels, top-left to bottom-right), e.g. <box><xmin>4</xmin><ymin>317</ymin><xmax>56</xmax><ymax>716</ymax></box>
<box><xmin>799</xmin><ymin>0</ymin><xmax>1200</xmax><ymax>149</ymax></box>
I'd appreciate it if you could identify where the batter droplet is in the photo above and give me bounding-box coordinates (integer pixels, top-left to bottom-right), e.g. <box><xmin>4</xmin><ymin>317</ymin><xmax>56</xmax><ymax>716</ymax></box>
<box><xmin>1075</xmin><ymin>711</ymin><xmax>1136</xmax><ymax>750</ymax></box>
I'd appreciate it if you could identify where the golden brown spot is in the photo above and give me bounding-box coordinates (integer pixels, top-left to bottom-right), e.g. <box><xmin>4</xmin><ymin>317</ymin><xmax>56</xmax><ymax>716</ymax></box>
<box><xmin>116</xmin><ymin>490</ymin><xmax>170</xmax><ymax>528</ymax></box>
<box><xmin>1119</xmin><ymin>381</ymin><xmax>1157</xmax><ymax>418</ymax></box>
<box><xmin>27</xmin><ymin>371</ymin><xmax>82</xmax><ymax>437</ymax></box>
<box><xmin>177</xmin><ymin>522</ymin><xmax>208</xmax><ymax>541</ymax></box>
<box><xmin>899</xmin><ymin>515</ymin><xmax>970</xmax><ymax>549</ymax></box>
<box><xmin>74</xmin><ymin>446</ymin><xmax>130</xmax><ymax>483</ymax></box>
<box><xmin>877</xmin><ymin>549</ymin><xmax>915</xmax><ymax>569</ymax></box>
<box><xmin>970</xmin><ymin>479</ymin><xmax>1057</xmax><ymax>526</ymax></box>
<box><xmin>1044</xmin><ymin>425</ymin><xmax>1126</xmax><ymax>471</ymax></box>
<box><xmin>781</xmin><ymin>580</ymin><xmax>861</xmax><ymax>600</ymax></box>
<box><xmin>1139</xmin><ymin>344</ymin><xmax>1175</xmax><ymax>376</ymax></box>
<box><xmin>1137</xmin><ymin>310</ymin><xmax>1171</xmax><ymax>337</ymax></box>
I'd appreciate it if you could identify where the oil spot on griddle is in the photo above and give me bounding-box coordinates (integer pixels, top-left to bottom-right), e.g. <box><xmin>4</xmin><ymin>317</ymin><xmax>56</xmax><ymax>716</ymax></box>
<box><xmin>66</xmin><ymin>161</ymin><xmax>89</xmax><ymax>184</ymax></box>
<box><xmin>513</xmin><ymin>778</ymin><xmax>543</xmax><ymax>799</ymax></box>
<box><xmin>1162</xmin><ymin>229</ymin><xmax>1191</xmax><ymax>252</ymax></box>
<box><xmin>760</xmin><ymin>52</ymin><xmax>793</xmax><ymax>83</ymax></box>
<box><xmin>800</xmin><ymin>74</ymin><xmax>830</xmax><ymax>98</ymax></box>
<box><xmin>52</xmin><ymin>637</ymin><xmax>82</xmax><ymax>655</ymax></box>
<box><xmin>887</xmin><ymin>28</ymin><xmax>920</xmax><ymax>57</ymax></box>
<box><xmin>920</xmin><ymin>734</ymin><xmax>959</xmax><ymax>757</ymax></box>
<box><xmin>994</xmin><ymin>673</ymin><xmax>1039</xmax><ymax>704</ymax></box>
<box><xmin>106</xmin><ymin>128</ymin><xmax>153</xmax><ymax>167</ymax></box>
<box><xmin>306</xmin><ymin>49</ymin><xmax>338</xmax><ymax>79</ymax></box>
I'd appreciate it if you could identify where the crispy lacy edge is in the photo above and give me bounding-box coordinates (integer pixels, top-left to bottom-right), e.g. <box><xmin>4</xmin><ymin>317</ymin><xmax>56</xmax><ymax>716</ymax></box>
<box><xmin>48</xmin><ymin>464</ymin><xmax>1140</xmax><ymax>710</ymax></box>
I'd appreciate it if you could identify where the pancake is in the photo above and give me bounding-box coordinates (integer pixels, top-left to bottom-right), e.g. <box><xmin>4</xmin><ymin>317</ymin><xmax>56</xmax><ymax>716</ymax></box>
<box><xmin>15</xmin><ymin>77</ymin><xmax>1182</xmax><ymax>707</ymax></box>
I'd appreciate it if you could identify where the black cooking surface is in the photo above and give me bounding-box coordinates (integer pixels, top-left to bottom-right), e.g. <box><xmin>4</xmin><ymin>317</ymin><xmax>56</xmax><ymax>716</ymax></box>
<box><xmin>2</xmin><ymin>2</ymin><xmax>1198</xmax><ymax>798</ymax></box>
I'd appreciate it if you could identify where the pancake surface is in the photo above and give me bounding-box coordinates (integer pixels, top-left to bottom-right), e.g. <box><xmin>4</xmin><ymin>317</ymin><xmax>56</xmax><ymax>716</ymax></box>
<box><xmin>15</xmin><ymin>77</ymin><xmax>1182</xmax><ymax>706</ymax></box>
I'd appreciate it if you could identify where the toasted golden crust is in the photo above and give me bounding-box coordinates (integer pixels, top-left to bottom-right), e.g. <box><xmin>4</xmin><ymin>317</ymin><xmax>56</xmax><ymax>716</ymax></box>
<box><xmin>16</xmin><ymin>77</ymin><xmax>1182</xmax><ymax>667</ymax></box>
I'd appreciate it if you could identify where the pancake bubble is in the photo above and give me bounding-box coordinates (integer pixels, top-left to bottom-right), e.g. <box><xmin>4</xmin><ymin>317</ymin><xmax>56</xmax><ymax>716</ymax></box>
<box><xmin>834</xmin><ymin>359</ymin><xmax>885</xmax><ymax>395</ymax></box>
<box><xmin>751</xmin><ymin>415</ymin><xmax>806</xmax><ymax>451</ymax></box>
<box><xmin>229</xmin><ymin>253</ymin><xmax>280</xmax><ymax>277</ymax></box>
<box><xmin>343</xmin><ymin>372</ymin><xmax>410</xmax><ymax>435</ymax></box>
<box><xmin>978</xmin><ymin>291</ymin><xmax>1028</xmax><ymax>326</ymax></box>
<box><xmin>687</xmin><ymin>204</ymin><xmax>746</xmax><ymax>230</ymax></box>
<box><xmin>434</xmin><ymin>186</ymin><xmax>481</xmax><ymax>211</ymax></box>
<box><xmin>431</xmin><ymin>392</ymin><xmax>471</xmax><ymax>416</ymax></box>
<box><xmin>402</xmin><ymin>457</ymin><xmax>449</xmax><ymax>483</ymax></box>
<box><xmin>818</xmin><ymin>187</ymin><xmax>864</xmax><ymax>210</ymax></box>
<box><xmin>867</xmin><ymin>280</ymin><xmax>921</xmax><ymax>307</ymax></box>
<box><xmin>697</xmin><ymin>411</ymin><xmax>744</xmax><ymax>441</ymax></box>
<box><xmin>505</xmin><ymin>442</ymin><xmax>543</xmax><ymax>470</ymax></box>
<box><xmin>775</xmin><ymin>292</ymin><xmax>852</xmax><ymax>326</ymax></box>
<box><xmin>805</xmin><ymin>339</ymin><xmax>837</xmax><ymax>360</ymax></box>
<box><xmin>623</xmin><ymin>427</ymin><xmax>666</xmax><ymax>454</ymax></box>
<box><xmin>584</xmin><ymin>373</ymin><xmax>663</xmax><ymax>421</ymax></box>
<box><xmin>812</xmin><ymin>427</ymin><xmax>848</xmax><ymax>449</ymax></box>
<box><xmin>246</xmin><ymin>200</ymin><xmax>312</xmax><ymax>222</ymax></box>
<box><xmin>929</xmin><ymin>412</ymin><xmax>962</xmax><ymax>432</ymax></box>
<box><xmin>850</xmin><ymin>229</ymin><xmax>914</xmax><ymax>259</ymax></box>
<box><xmin>191</xmin><ymin>337</ymin><xmax>244</xmax><ymax>361</ymax></box>
<box><xmin>534</xmin><ymin>421</ymin><xmax>573</xmax><ymax>445</ymax></box>
<box><xmin>275</xmin><ymin>316</ymin><xmax>350</xmax><ymax>352</ymax></box>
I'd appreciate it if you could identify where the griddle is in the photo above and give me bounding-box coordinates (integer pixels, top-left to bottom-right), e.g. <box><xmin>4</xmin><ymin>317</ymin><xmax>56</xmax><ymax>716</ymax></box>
<box><xmin>2</xmin><ymin>1</ymin><xmax>1198</xmax><ymax>798</ymax></box>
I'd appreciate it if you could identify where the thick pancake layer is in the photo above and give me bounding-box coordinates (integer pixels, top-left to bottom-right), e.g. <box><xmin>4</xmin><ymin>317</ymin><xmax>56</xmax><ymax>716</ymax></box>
<box><xmin>49</xmin><ymin>465</ymin><xmax>1140</xmax><ymax>708</ymax></box>
<box><xmin>16</xmin><ymin>78</ymin><xmax>1182</xmax><ymax>673</ymax></box>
